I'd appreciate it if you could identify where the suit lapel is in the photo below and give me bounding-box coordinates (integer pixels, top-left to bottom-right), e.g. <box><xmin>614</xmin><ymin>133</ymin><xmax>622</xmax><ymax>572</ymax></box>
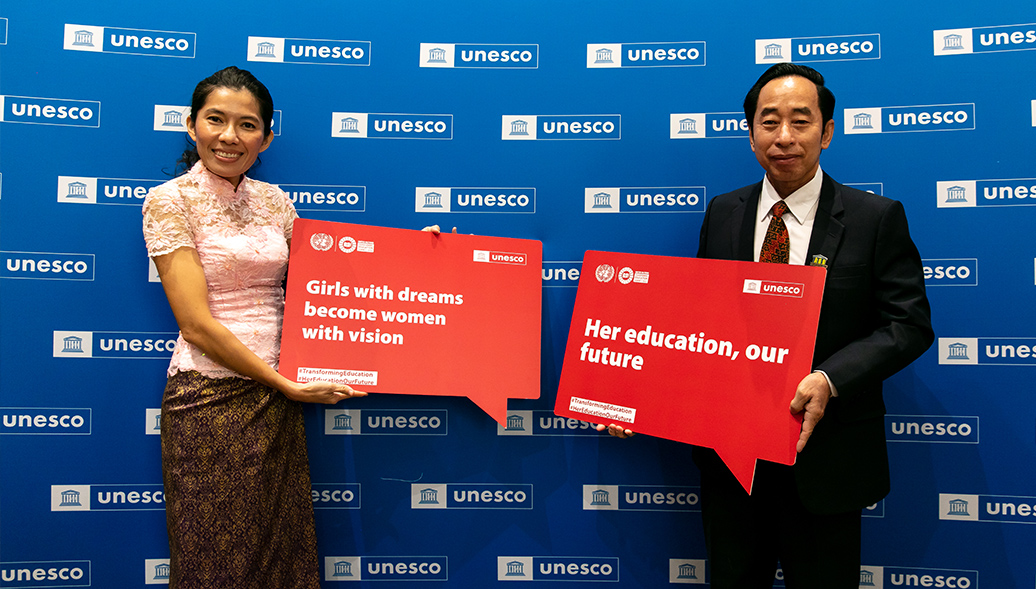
<box><xmin>806</xmin><ymin>173</ymin><xmax>845</xmax><ymax>264</ymax></box>
<box><xmin>734</xmin><ymin>182</ymin><xmax>762</xmax><ymax>262</ymax></box>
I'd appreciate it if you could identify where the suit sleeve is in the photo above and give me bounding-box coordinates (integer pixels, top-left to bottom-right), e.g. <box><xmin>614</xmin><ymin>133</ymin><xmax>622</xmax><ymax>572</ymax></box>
<box><xmin>814</xmin><ymin>200</ymin><xmax>934</xmax><ymax>400</ymax></box>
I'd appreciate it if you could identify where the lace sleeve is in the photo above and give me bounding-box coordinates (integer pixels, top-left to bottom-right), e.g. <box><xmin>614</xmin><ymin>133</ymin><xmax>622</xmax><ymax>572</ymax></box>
<box><xmin>142</xmin><ymin>183</ymin><xmax>195</xmax><ymax>257</ymax></box>
<box><xmin>276</xmin><ymin>187</ymin><xmax>300</xmax><ymax>241</ymax></box>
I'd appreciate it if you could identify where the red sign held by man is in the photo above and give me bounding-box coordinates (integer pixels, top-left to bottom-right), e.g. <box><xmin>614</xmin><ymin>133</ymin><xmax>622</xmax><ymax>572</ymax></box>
<box><xmin>555</xmin><ymin>250</ymin><xmax>826</xmax><ymax>493</ymax></box>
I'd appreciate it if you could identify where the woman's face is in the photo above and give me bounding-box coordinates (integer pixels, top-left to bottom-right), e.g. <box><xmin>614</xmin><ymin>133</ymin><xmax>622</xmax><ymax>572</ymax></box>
<box><xmin>186</xmin><ymin>86</ymin><xmax>272</xmax><ymax>189</ymax></box>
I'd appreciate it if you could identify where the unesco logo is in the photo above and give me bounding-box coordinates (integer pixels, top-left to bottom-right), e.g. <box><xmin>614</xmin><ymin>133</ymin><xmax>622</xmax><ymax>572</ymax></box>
<box><xmin>1</xmin><ymin>561</ymin><xmax>91</xmax><ymax>586</ymax></box>
<box><xmin>755</xmin><ymin>33</ymin><xmax>880</xmax><ymax>64</ymax></box>
<box><xmin>584</xmin><ymin>187</ymin><xmax>704</xmax><ymax>213</ymax></box>
<box><xmin>669</xmin><ymin>559</ymin><xmax>706</xmax><ymax>584</ymax></box>
<box><xmin>58</xmin><ymin>176</ymin><xmax>163</xmax><ymax>206</ymax></box>
<box><xmin>323</xmin><ymin>557</ymin><xmax>447</xmax><ymax>581</ymax></box>
<box><xmin>52</xmin><ymin>331</ymin><xmax>177</xmax><ymax>359</ymax></box>
<box><xmin>670</xmin><ymin>112</ymin><xmax>749</xmax><ymax>139</ymax></box>
<box><xmin>857</xmin><ymin>566</ymin><xmax>978</xmax><ymax>588</ymax></box>
<box><xmin>2</xmin><ymin>251</ymin><xmax>95</xmax><ymax>281</ymax></box>
<box><xmin>935</xmin><ymin>22</ymin><xmax>1036</xmax><ymax>56</ymax></box>
<box><xmin>497</xmin><ymin>556</ymin><xmax>619</xmax><ymax>581</ymax></box>
<box><xmin>63</xmin><ymin>23</ymin><xmax>196</xmax><ymax>57</ymax></box>
<box><xmin>542</xmin><ymin>262</ymin><xmax>581</xmax><ymax>288</ymax></box>
<box><xmin>1</xmin><ymin>408</ymin><xmax>92</xmax><ymax>435</ymax></box>
<box><xmin>311</xmin><ymin>483</ymin><xmax>361</xmax><ymax>509</ymax></box>
<box><xmin>280</xmin><ymin>184</ymin><xmax>365</xmax><ymax>212</ymax></box>
<box><xmin>144</xmin><ymin>559</ymin><xmax>170</xmax><ymax>585</ymax></box>
<box><xmin>324</xmin><ymin>409</ymin><xmax>447</xmax><ymax>435</ymax></box>
<box><xmin>937</xmin><ymin>179</ymin><xmax>1036</xmax><ymax>208</ymax></box>
<box><xmin>415</xmin><ymin>187</ymin><xmax>536</xmax><ymax>213</ymax></box>
<box><xmin>411</xmin><ymin>483</ymin><xmax>532</xmax><ymax>509</ymax></box>
<box><xmin>497</xmin><ymin>410</ymin><xmax>599</xmax><ymax>436</ymax></box>
<box><xmin>1</xmin><ymin>95</ymin><xmax>100</xmax><ymax>127</ymax></box>
<box><xmin>586</xmin><ymin>41</ymin><xmax>705</xmax><ymax>68</ymax></box>
<box><xmin>923</xmin><ymin>258</ymin><xmax>978</xmax><ymax>286</ymax></box>
<box><xmin>419</xmin><ymin>43</ymin><xmax>538</xmax><ymax>68</ymax></box>
<box><xmin>844</xmin><ymin>104</ymin><xmax>974</xmax><ymax>134</ymax></box>
<box><xmin>583</xmin><ymin>485</ymin><xmax>700</xmax><ymax>512</ymax></box>
<box><xmin>247</xmin><ymin>36</ymin><xmax>370</xmax><ymax>65</ymax></box>
<box><xmin>885</xmin><ymin>414</ymin><xmax>979</xmax><ymax>443</ymax></box>
<box><xmin>332</xmin><ymin>112</ymin><xmax>453</xmax><ymax>139</ymax></box>
<box><xmin>502</xmin><ymin>115</ymin><xmax>620</xmax><ymax>140</ymax></box>
<box><xmin>938</xmin><ymin>337</ymin><xmax>1036</xmax><ymax>366</ymax></box>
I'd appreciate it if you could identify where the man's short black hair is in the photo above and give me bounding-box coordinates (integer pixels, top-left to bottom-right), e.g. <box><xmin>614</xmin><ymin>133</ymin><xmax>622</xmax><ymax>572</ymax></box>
<box><xmin>743</xmin><ymin>63</ymin><xmax>835</xmax><ymax>130</ymax></box>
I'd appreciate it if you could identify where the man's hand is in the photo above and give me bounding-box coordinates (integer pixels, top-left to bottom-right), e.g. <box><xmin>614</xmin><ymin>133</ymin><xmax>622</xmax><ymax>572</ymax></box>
<box><xmin>595</xmin><ymin>423</ymin><xmax>635</xmax><ymax>439</ymax></box>
<box><xmin>789</xmin><ymin>372</ymin><xmax>831</xmax><ymax>452</ymax></box>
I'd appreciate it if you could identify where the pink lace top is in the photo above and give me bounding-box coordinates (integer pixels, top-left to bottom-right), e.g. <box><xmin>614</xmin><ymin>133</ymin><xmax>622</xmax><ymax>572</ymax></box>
<box><xmin>142</xmin><ymin>162</ymin><xmax>298</xmax><ymax>379</ymax></box>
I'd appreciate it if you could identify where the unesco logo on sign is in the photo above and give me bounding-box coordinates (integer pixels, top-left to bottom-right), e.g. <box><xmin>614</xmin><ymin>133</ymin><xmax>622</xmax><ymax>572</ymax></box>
<box><xmin>923</xmin><ymin>258</ymin><xmax>978</xmax><ymax>286</ymax></box>
<box><xmin>415</xmin><ymin>187</ymin><xmax>536</xmax><ymax>213</ymax></box>
<box><xmin>324</xmin><ymin>409</ymin><xmax>447</xmax><ymax>435</ymax></box>
<box><xmin>885</xmin><ymin>415</ymin><xmax>979</xmax><ymax>443</ymax></box>
<box><xmin>669</xmin><ymin>559</ymin><xmax>707</xmax><ymax>584</ymax></box>
<box><xmin>2</xmin><ymin>251</ymin><xmax>95</xmax><ymax>281</ymax></box>
<box><xmin>497</xmin><ymin>410</ymin><xmax>599</xmax><ymax>436</ymax></box>
<box><xmin>280</xmin><ymin>184</ymin><xmax>365</xmax><ymax>212</ymax></box>
<box><xmin>144</xmin><ymin>559</ymin><xmax>170</xmax><ymax>585</ymax></box>
<box><xmin>542</xmin><ymin>262</ymin><xmax>582</xmax><ymax>288</ymax></box>
<box><xmin>63</xmin><ymin>23</ymin><xmax>196</xmax><ymax>57</ymax></box>
<box><xmin>51</xmin><ymin>484</ymin><xmax>165</xmax><ymax>512</ymax></box>
<box><xmin>582</xmin><ymin>485</ymin><xmax>700</xmax><ymax>512</ymax></box>
<box><xmin>497</xmin><ymin>556</ymin><xmax>619</xmax><ymax>582</ymax></box>
<box><xmin>938</xmin><ymin>337</ymin><xmax>1036</xmax><ymax>366</ymax></box>
<box><xmin>1</xmin><ymin>408</ymin><xmax>92</xmax><ymax>435</ymax></box>
<box><xmin>332</xmin><ymin>112</ymin><xmax>453</xmax><ymax>139</ymax></box>
<box><xmin>0</xmin><ymin>561</ymin><xmax>91</xmax><ymax>587</ymax></box>
<box><xmin>247</xmin><ymin>36</ymin><xmax>370</xmax><ymax>65</ymax></box>
<box><xmin>502</xmin><ymin>115</ymin><xmax>620</xmax><ymax>140</ymax></box>
<box><xmin>670</xmin><ymin>113</ymin><xmax>748</xmax><ymax>139</ymax></box>
<box><xmin>584</xmin><ymin>187</ymin><xmax>704</xmax><ymax>213</ymax></box>
<box><xmin>411</xmin><ymin>483</ymin><xmax>532</xmax><ymax>509</ymax></box>
<box><xmin>420</xmin><ymin>43</ymin><xmax>538</xmax><ymax>68</ymax></box>
<box><xmin>0</xmin><ymin>95</ymin><xmax>100</xmax><ymax>127</ymax></box>
<box><xmin>58</xmin><ymin>176</ymin><xmax>164</xmax><ymax>205</ymax></box>
<box><xmin>844</xmin><ymin>104</ymin><xmax>974</xmax><ymax>134</ymax></box>
<box><xmin>935</xmin><ymin>22</ymin><xmax>1036</xmax><ymax>56</ymax></box>
<box><xmin>323</xmin><ymin>557</ymin><xmax>447</xmax><ymax>581</ymax></box>
<box><xmin>586</xmin><ymin>42</ymin><xmax>705</xmax><ymax>68</ymax></box>
<box><xmin>941</xmin><ymin>493</ymin><xmax>1036</xmax><ymax>524</ymax></box>
<box><xmin>755</xmin><ymin>33</ymin><xmax>880</xmax><ymax>64</ymax></box>
<box><xmin>52</xmin><ymin>331</ymin><xmax>178</xmax><ymax>359</ymax></box>
<box><xmin>937</xmin><ymin>179</ymin><xmax>1036</xmax><ymax>208</ymax></box>
<box><xmin>856</xmin><ymin>566</ymin><xmax>978</xmax><ymax>589</ymax></box>
<box><xmin>311</xmin><ymin>483</ymin><xmax>361</xmax><ymax>509</ymax></box>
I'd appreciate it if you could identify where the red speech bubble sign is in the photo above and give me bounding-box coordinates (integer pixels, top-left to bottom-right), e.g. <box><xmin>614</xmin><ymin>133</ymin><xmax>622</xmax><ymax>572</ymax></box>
<box><xmin>554</xmin><ymin>251</ymin><xmax>826</xmax><ymax>493</ymax></box>
<box><xmin>279</xmin><ymin>219</ymin><xmax>542</xmax><ymax>424</ymax></box>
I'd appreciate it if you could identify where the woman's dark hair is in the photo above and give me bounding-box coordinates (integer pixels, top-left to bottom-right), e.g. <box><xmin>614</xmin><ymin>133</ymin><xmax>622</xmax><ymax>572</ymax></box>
<box><xmin>174</xmin><ymin>66</ymin><xmax>275</xmax><ymax>175</ymax></box>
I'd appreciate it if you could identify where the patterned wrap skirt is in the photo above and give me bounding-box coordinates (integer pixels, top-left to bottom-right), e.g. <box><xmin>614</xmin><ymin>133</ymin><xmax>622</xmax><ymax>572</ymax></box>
<box><xmin>161</xmin><ymin>371</ymin><xmax>320</xmax><ymax>589</ymax></box>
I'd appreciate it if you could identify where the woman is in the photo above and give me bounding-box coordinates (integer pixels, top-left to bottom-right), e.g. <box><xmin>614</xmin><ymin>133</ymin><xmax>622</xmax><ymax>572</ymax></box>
<box><xmin>142</xmin><ymin>66</ymin><xmax>364</xmax><ymax>589</ymax></box>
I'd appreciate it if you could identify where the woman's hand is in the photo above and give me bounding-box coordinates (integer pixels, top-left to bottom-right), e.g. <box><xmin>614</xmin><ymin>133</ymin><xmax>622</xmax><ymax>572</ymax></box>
<box><xmin>421</xmin><ymin>225</ymin><xmax>457</xmax><ymax>234</ymax></box>
<box><xmin>286</xmin><ymin>381</ymin><xmax>367</xmax><ymax>405</ymax></box>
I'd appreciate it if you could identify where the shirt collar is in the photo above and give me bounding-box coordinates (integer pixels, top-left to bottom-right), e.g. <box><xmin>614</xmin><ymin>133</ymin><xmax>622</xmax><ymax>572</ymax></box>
<box><xmin>758</xmin><ymin>167</ymin><xmax>824</xmax><ymax>225</ymax></box>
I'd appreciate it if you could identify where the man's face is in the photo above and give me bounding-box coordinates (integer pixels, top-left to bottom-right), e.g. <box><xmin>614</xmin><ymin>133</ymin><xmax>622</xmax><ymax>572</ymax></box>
<box><xmin>749</xmin><ymin>75</ymin><xmax>834</xmax><ymax>198</ymax></box>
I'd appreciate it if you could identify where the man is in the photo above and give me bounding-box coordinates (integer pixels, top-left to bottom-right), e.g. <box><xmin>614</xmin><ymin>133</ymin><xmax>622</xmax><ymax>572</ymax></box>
<box><xmin>602</xmin><ymin>63</ymin><xmax>933</xmax><ymax>587</ymax></box>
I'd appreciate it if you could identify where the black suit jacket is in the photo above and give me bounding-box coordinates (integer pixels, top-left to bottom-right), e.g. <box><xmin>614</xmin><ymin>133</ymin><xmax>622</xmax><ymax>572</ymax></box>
<box><xmin>695</xmin><ymin>173</ymin><xmax>933</xmax><ymax>514</ymax></box>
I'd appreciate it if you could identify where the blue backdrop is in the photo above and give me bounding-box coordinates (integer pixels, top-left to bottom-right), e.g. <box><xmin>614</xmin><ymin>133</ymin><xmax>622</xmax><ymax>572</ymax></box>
<box><xmin>1</xmin><ymin>0</ymin><xmax>1034</xmax><ymax>587</ymax></box>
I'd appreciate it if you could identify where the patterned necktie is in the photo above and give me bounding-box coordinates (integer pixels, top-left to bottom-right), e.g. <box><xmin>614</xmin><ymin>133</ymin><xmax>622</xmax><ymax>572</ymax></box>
<box><xmin>759</xmin><ymin>200</ymin><xmax>790</xmax><ymax>264</ymax></box>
